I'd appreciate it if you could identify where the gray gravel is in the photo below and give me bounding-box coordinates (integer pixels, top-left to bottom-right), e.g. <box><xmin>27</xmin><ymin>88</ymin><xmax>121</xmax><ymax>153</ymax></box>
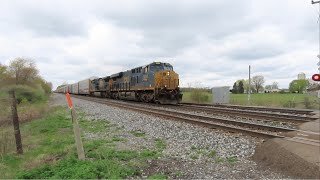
<box><xmin>50</xmin><ymin>94</ymin><xmax>289</xmax><ymax>179</ymax></box>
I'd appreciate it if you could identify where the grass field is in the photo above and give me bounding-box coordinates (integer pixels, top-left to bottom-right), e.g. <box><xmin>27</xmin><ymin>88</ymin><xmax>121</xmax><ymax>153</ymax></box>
<box><xmin>182</xmin><ymin>91</ymin><xmax>320</xmax><ymax>109</ymax></box>
<box><xmin>0</xmin><ymin>106</ymin><xmax>163</xmax><ymax>179</ymax></box>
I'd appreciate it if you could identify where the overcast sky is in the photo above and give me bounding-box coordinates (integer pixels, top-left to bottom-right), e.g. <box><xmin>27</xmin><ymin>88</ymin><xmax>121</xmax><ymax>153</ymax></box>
<box><xmin>0</xmin><ymin>0</ymin><xmax>319</xmax><ymax>89</ymax></box>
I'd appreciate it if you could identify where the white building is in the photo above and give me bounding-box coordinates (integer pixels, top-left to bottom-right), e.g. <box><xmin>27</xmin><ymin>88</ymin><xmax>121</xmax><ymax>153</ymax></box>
<box><xmin>297</xmin><ymin>72</ymin><xmax>306</xmax><ymax>80</ymax></box>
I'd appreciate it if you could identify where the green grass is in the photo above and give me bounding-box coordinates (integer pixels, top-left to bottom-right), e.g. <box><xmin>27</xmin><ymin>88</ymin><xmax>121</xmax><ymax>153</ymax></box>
<box><xmin>154</xmin><ymin>138</ymin><xmax>166</xmax><ymax>150</ymax></box>
<box><xmin>214</xmin><ymin>157</ymin><xmax>224</xmax><ymax>163</ymax></box>
<box><xmin>182</xmin><ymin>91</ymin><xmax>319</xmax><ymax>109</ymax></box>
<box><xmin>79</xmin><ymin>118</ymin><xmax>112</xmax><ymax>133</ymax></box>
<box><xmin>190</xmin><ymin>145</ymin><xmax>197</xmax><ymax>150</ymax></box>
<box><xmin>208</xmin><ymin>150</ymin><xmax>217</xmax><ymax>158</ymax></box>
<box><xmin>230</xmin><ymin>93</ymin><xmax>319</xmax><ymax>109</ymax></box>
<box><xmin>0</xmin><ymin>106</ymin><xmax>73</xmax><ymax>178</ymax></box>
<box><xmin>190</xmin><ymin>154</ymin><xmax>199</xmax><ymax>160</ymax></box>
<box><xmin>130</xmin><ymin>130</ymin><xmax>146</xmax><ymax>137</ymax></box>
<box><xmin>112</xmin><ymin>136</ymin><xmax>127</xmax><ymax>142</ymax></box>
<box><xmin>0</xmin><ymin>106</ymin><xmax>161</xmax><ymax>179</ymax></box>
<box><xmin>182</xmin><ymin>91</ymin><xmax>212</xmax><ymax>104</ymax></box>
<box><xmin>226</xmin><ymin>156</ymin><xmax>238</xmax><ymax>164</ymax></box>
<box><xmin>174</xmin><ymin>171</ymin><xmax>183</xmax><ymax>177</ymax></box>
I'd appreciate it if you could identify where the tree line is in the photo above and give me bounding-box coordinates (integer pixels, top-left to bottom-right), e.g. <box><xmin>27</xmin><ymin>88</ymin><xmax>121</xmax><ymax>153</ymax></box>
<box><xmin>232</xmin><ymin>75</ymin><xmax>310</xmax><ymax>94</ymax></box>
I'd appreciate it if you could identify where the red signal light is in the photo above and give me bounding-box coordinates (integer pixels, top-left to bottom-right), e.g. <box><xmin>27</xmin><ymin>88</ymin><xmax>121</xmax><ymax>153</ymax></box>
<box><xmin>312</xmin><ymin>74</ymin><xmax>320</xmax><ymax>81</ymax></box>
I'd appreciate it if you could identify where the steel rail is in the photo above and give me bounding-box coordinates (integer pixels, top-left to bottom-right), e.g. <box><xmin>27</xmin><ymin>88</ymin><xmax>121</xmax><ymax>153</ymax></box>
<box><xmin>178</xmin><ymin>104</ymin><xmax>317</xmax><ymax>123</ymax></box>
<box><xmin>181</xmin><ymin>102</ymin><xmax>315</xmax><ymax>115</ymax></box>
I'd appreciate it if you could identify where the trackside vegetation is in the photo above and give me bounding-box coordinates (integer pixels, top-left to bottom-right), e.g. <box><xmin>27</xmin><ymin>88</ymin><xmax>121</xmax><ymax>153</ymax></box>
<box><xmin>0</xmin><ymin>106</ymin><xmax>164</xmax><ymax>179</ymax></box>
<box><xmin>0</xmin><ymin>58</ymin><xmax>52</xmax><ymax>125</ymax></box>
<box><xmin>0</xmin><ymin>58</ymin><xmax>53</xmax><ymax>157</ymax></box>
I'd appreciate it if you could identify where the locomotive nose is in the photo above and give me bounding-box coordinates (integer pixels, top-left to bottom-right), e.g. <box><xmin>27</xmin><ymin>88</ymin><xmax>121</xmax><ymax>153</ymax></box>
<box><xmin>155</xmin><ymin>70</ymin><xmax>179</xmax><ymax>89</ymax></box>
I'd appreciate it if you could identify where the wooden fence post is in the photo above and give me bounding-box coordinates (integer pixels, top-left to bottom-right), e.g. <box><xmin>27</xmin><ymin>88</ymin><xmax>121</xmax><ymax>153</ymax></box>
<box><xmin>65</xmin><ymin>93</ymin><xmax>85</xmax><ymax>160</ymax></box>
<box><xmin>71</xmin><ymin>108</ymin><xmax>85</xmax><ymax>160</ymax></box>
<box><xmin>9</xmin><ymin>90</ymin><xmax>23</xmax><ymax>154</ymax></box>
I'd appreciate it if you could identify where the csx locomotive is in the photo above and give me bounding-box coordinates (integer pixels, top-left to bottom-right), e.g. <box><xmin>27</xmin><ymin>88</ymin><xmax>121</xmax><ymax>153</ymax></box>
<box><xmin>55</xmin><ymin>62</ymin><xmax>182</xmax><ymax>104</ymax></box>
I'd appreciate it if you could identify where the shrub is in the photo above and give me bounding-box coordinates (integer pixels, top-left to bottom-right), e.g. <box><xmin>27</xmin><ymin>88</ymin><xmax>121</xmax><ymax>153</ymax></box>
<box><xmin>1</xmin><ymin>85</ymin><xmax>46</xmax><ymax>104</ymax></box>
<box><xmin>190</xmin><ymin>89</ymin><xmax>209</xmax><ymax>103</ymax></box>
<box><xmin>303</xmin><ymin>97</ymin><xmax>312</xmax><ymax>109</ymax></box>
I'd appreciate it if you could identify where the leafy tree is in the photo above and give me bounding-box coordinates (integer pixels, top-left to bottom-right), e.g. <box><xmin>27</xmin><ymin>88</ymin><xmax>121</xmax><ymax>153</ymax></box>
<box><xmin>232</xmin><ymin>82</ymin><xmax>238</xmax><ymax>94</ymax></box>
<box><xmin>1</xmin><ymin>58</ymin><xmax>52</xmax><ymax>95</ymax></box>
<box><xmin>34</xmin><ymin>77</ymin><xmax>53</xmax><ymax>94</ymax></box>
<box><xmin>289</xmin><ymin>79</ymin><xmax>309</xmax><ymax>93</ymax></box>
<box><xmin>238</xmin><ymin>81</ymin><xmax>244</xmax><ymax>93</ymax></box>
<box><xmin>0</xmin><ymin>63</ymin><xmax>6</xmax><ymax>76</ymax></box>
<box><xmin>252</xmin><ymin>75</ymin><xmax>265</xmax><ymax>93</ymax></box>
<box><xmin>242</xmin><ymin>79</ymin><xmax>254</xmax><ymax>93</ymax></box>
<box><xmin>0</xmin><ymin>63</ymin><xmax>7</xmax><ymax>81</ymax></box>
<box><xmin>265</xmin><ymin>85</ymin><xmax>272</xmax><ymax>91</ymax></box>
<box><xmin>8</xmin><ymin>58</ymin><xmax>39</xmax><ymax>85</ymax></box>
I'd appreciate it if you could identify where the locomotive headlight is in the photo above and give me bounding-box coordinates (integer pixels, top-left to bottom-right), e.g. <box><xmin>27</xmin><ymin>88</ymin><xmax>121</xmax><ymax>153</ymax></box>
<box><xmin>167</xmin><ymin>72</ymin><xmax>170</xmax><ymax>76</ymax></box>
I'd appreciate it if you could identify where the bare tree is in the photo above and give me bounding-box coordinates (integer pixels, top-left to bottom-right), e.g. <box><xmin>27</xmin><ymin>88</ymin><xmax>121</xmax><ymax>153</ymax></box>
<box><xmin>271</xmin><ymin>82</ymin><xmax>279</xmax><ymax>89</ymax></box>
<box><xmin>8</xmin><ymin>58</ymin><xmax>39</xmax><ymax>85</ymax></box>
<box><xmin>252</xmin><ymin>75</ymin><xmax>265</xmax><ymax>93</ymax></box>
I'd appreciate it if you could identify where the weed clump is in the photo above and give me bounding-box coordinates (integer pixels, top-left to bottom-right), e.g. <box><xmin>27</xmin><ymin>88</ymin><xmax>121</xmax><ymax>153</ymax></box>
<box><xmin>283</xmin><ymin>100</ymin><xmax>296</xmax><ymax>108</ymax></box>
<box><xmin>17</xmin><ymin>156</ymin><xmax>137</xmax><ymax>179</ymax></box>
<box><xmin>190</xmin><ymin>89</ymin><xmax>209</xmax><ymax>103</ymax></box>
<box><xmin>130</xmin><ymin>130</ymin><xmax>146</xmax><ymax>137</ymax></box>
<box><xmin>303</xmin><ymin>97</ymin><xmax>312</xmax><ymax>109</ymax></box>
<box><xmin>154</xmin><ymin>138</ymin><xmax>166</xmax><ymax>150</ymax></box>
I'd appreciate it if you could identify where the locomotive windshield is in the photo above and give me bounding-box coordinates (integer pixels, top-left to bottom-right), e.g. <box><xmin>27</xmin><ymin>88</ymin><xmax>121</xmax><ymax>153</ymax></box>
<box><xmin>150</xmin><ymin>63</ymin><xmax>173</xmax><ymax>71</ymax></box>
<box><xmin>164</xmin><ymin>65</ymin><xmax>173</xmax><ymax>70</ymax></box>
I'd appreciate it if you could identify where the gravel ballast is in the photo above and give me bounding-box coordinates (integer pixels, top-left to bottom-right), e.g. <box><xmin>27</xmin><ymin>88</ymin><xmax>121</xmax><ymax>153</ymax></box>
<box><xmin>51</xmin><ymin>94</ymin><xmax>289</xmax><ymax>179</ymax></box>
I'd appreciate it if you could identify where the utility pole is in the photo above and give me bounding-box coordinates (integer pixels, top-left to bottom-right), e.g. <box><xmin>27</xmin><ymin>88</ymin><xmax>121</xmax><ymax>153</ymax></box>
<box><xmin>248</xmin><ymin>65</ymin><xmax>251</xmax><ymax>104</ymax></box>
<box><xmin>311</xmin><ymin>0</ymin><xmax>320</xmax><ymax>122</ymax></box>
<box><xmin>312</xmin><ymin>0</ymin><xmax>320</xmax><ymax>74</ymax></box>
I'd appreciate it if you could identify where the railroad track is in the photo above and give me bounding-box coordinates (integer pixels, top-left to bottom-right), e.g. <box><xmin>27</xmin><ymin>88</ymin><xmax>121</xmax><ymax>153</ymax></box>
<box><xmin>177</xmin><ymin>104</ymin><xmax>317</xmax><ymax>124</ymax></box>
<box><xmin>181</xmin><ymin>102</ymin><xmax>316</xmax><ymax>116</ymax></box>
<box><xmin>72</xmin><ymin>95</ymin><xmax>298</xmax><ymax>139</ymax></box>
<box><xmin>104</xmin><ymin>99</ymin><xmax>316</xmax><ymax>124</ymax></box>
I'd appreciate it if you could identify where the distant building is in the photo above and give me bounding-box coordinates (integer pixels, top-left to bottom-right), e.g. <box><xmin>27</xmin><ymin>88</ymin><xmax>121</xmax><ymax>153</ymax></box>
<box><xmin>265</xmin><ymin>88</ymin><xmax>280</xmax><ymax>93</ymax></box>
<box><xmin>297</xmin><ymin>72</ymin><xmax>306</xmax><ymax>80</ymax></box>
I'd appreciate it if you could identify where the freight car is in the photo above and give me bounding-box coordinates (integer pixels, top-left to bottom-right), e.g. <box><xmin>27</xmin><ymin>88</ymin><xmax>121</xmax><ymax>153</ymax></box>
<box><xmin>56</xmin><ymin>77</ymin><xmax>97</xmax><ymax>95</ymax></box>
<box><xmin>56</xmin><ymin>62</ymin><xmax>182</xmax><ymax>104</ymax></box>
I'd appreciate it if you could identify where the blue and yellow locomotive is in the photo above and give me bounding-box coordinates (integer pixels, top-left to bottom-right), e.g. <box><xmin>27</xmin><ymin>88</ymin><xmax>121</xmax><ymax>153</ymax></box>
<box><xmin>92</xmin><ymin>62</ymin><xmax>182</xmax><ymax>104</ymax></box>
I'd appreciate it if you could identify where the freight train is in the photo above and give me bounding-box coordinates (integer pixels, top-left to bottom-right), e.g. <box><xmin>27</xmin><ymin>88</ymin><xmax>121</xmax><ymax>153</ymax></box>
<box><xmin>55</xmin><ymin>62</ymin><xmax>182</xmax><ymax>104</ymax></box>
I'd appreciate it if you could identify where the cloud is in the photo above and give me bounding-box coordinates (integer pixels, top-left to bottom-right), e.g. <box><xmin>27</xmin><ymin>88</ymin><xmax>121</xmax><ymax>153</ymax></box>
<box><xmin>0</xmin><ymin>0</ymin><xmax>318</xmax><ymax>89</ymax></box>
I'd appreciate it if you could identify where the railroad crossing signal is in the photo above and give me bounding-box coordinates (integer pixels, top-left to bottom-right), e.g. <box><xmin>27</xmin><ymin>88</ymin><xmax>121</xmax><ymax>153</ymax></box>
<box><xmin>312</xmin><ymin>74</ymin><xmax>320</xmax><ymax>81</ymax></box>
